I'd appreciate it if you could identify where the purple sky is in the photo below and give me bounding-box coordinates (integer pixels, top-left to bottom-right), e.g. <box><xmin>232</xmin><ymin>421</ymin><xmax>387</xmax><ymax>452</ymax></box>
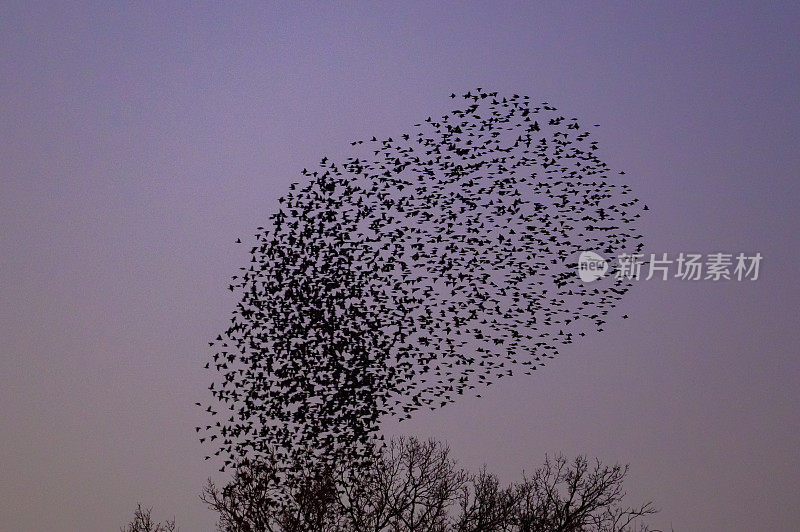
<box><xmin>1</xmin><ymin>2</ymin><xmax>799</xmax><ymax>530</ymax></box>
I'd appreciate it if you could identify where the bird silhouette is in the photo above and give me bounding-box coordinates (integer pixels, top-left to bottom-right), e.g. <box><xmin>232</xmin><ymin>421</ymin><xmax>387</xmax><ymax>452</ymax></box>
<box><xmin>197</xmin><ymin>90</ymin><xmax>646</xmax><ymax>493</ymax></box>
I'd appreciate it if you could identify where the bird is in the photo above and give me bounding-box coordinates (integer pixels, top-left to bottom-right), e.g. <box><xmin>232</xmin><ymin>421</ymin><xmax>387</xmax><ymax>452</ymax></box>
<box><xmin>197</xmin><ymin>89</ymin><xmax>646</xmax><ymax>491</ymax></box>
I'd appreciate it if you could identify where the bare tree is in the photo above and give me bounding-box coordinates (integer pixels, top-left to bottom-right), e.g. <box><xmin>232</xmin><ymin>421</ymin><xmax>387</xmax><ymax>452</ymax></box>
<box><xmin>512</xmin><ymin>455</ymin><xmax>658</xmax><ymax>532</ymax></box>
<box><xmin>336</xmin><ymin>437</ymin><xmax>467</xmax><ymax>532</ymax></box>
<box><xmin>201</xmin><ymin>460</ymin><xmax>339</xmax><ymax>532</ymax></box>
<box><xmin>199</xmin><ymin>438</ymin><xmax>663</xmax><ymax>532</ymax></box>
<box><xmin>453</xmin><ymin>467</ymin><xmax>519</xmax><ymax>532</ymax></box>
<box><xmin>202</xmin><ymin>438</ymin><xmax>464</xmax><ymax>532</ymax></box>
<box><xmin>121</xmin><ymin>504</ymin><xmax>177</xmax><ymax>532</ymax></box>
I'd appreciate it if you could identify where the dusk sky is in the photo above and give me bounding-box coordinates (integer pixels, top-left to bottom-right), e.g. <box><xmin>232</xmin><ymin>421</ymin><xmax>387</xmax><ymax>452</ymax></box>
<box><xmin>1</xmin><ymin>2</ymin><xmax>799</xmax><ymax>530</ymax></box>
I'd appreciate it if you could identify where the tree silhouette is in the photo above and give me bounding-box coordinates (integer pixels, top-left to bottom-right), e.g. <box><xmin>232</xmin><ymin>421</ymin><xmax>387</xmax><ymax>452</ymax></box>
<box><xmin>198</xmin><ymin>437</ymin><xmax>661</xmax><ymax>532</ymax></box>
<box><xmin>120</xmin><ymin>504</ymin><xmax>177</xmax><ymax>532</ymax></box>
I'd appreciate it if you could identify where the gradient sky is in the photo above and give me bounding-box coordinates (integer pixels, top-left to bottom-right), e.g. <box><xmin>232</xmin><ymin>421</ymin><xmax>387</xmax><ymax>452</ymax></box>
<box><xmin>1</xmin><ymin>2</ymin><xmax>799</xmax><ymax>530</ymax></box>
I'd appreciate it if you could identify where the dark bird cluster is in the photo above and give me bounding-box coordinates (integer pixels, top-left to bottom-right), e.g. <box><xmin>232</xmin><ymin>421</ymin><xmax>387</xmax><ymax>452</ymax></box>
<box><xmin>198</xmin><ymin>90</ymin><xmax>646</xmax><ymax>483</ymax></box>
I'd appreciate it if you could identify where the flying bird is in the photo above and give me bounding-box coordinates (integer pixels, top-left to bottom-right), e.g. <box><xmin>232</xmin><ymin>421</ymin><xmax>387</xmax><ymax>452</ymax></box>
<box><xmin>197</xmin><ymin>90</ymin><xmax>646</xmax><ymax>490</ymax></box>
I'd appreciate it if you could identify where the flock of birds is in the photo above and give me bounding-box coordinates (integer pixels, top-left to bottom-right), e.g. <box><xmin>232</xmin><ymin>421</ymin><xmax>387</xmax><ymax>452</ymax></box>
<box><xmin>197</xmin><ymin>89</ymin><xmax>646</xmax><ymax>483</ymax></box>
